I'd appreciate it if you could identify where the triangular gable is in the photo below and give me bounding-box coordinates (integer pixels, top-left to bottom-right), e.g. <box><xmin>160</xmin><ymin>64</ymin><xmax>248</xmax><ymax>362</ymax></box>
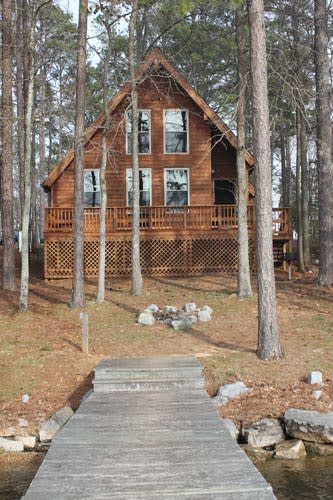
<box><xmin>42</xmin><ymin>47</ymin><xmax>253</xmax><ymax>190</ymax></box>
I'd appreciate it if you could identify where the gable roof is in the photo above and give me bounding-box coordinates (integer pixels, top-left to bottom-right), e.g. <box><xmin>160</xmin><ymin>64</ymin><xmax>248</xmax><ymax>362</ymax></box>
<box><xmin>42</xmin><ymin>47</ymin><xmax>254</xmax><ymax>190</ymax></box>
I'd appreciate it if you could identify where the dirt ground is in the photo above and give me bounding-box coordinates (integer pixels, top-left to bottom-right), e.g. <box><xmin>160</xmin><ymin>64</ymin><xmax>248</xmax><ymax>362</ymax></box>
<box><xmin>0</xmin><ymin>257</ymin><xmax>333</xmax><ymax>443</ymax></box>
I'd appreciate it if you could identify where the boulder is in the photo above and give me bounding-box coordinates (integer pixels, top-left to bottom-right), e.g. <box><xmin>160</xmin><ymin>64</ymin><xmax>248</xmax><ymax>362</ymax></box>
<box><xmin>241</xmin><ymin>445</ymin><xmax>274</xmax><ymax>463</ymax></box>
<box><xmin>171</xmin><ymin>317</ymin><xmax>193</xmax><ymax>330</ymax></box>
<box><xmin>0</xmin><ymin>437</ymin><xmax>24</xmax><ymax>452</ymax></box>
<box><xmin>242</xmin><ymin>418</ymin><xmax>285</xmax><ymax>448</ymax></box>
<box><xmin>198</xmin><ymin>309</ymin><xmax>211</xmax><ymax>322</ymax></box>
<box><xmin>304</xmin><ymin>441</ymin><xmax>333</xmax><ymax>456</ymax></box>
<box><xmin>15</xmin><ymin>435</ymin><xmax>36</xmax><ymax>450</ymax></box>
<box><xmin>222</xmin><ymin>418</ymin><xmax>239</xmax><ymax>441</ymax></box>
<box><xmin>18</xmin><ymin>418</ymin><xmax>28</xmax><ymax>428</ymax></box>
<box><xmin>307</xmin><ymin>371</ymin><xmax>323</xmax><ymax>385</ymax></box>
<box><xmin>164</xmin><ymin>306</ymin><xmax>178</xmax><ymax>314</ymax></box>
<box><xmin>201</xmin><ymin>305</ymin><xmax>213</xmax><ymax>315</ymax></box>
<box><xmin>39</xmin><ymin>406</ymin><xmax>73</xmax><ymax>442</ymax></box>
<box><xmin>137</xmin><ymin>312</ymin><xmax>156</xmax><ymax>326</ymax></box>
<box><xmin>146</xmin><ymin>304</ymin><xmax>159</xmax><ymax>313</ymax></box>
<box><xmin>183</xmin><ymin>302</ymin><xmax>197</xmax><ymax>313</ymax></box>
<box><xmin>274</xmin><ymin>439</ymin><xmax>306</xmax><ymax>459</ymax></box>
<box><xmin>284</xmin><ymin>409</ymin><xmax>333</xmax><ymax>444</ymax></box>
<box><xmin>213</xmin><ymin>381</ymin><xmax>249</xmax><ymax>406</ymax></box>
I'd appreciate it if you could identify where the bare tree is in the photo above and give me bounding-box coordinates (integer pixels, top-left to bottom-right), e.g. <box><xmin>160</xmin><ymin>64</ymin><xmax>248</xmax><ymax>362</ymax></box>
<box><xmin>314</xmin><ymin>0</ymin><xmax>333</xmax><ymax>286</ymax></box>
<box><xmin>235</xmin><ymin>5</ymin><xmax>252</xmax><ymax>298</ymax></box>
<box><xmin>96</xmin><ymin>4</ymin><xmax>113</xmax><ymax>304</ymax></box>
<box><xmin>248</xmin><ymin>0</ymin><xmax>283</xmax><ymax>360</ymax></box>
<box><xmin>71</xmin><ymin>0</ymin><xmax>88</xmax><ymax>308</ymax></box>
<box><xmin>129</xmin><ymin>0</ymin><xmax>143</xmax><ymax>295</ymax></box>
<box><xmin>19</xmin><ymin>0</ymin><xmax>51</xmax><ymax>311</ymax></box>
<box><xmin>1</xmin><ymin>0</ymin><xmax>16</xmax><ymax>291</ymax></box>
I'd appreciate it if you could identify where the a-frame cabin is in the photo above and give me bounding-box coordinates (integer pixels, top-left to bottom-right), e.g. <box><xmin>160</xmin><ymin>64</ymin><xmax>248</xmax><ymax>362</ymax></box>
<box><xmin>42</xmin><ymin>48</ymin><xmax>291</xmax><ymax>279</ymax></box>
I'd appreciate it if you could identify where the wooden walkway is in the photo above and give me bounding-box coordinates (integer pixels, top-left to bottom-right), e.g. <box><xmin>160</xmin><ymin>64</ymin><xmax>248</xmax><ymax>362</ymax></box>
<box><xmin>23</xmin><ymin>356</ymin><xmax>276</xmax><ymax>499</ymax></box>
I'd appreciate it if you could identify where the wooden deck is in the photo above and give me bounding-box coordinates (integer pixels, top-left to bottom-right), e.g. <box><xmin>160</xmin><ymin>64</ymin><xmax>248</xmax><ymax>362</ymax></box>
<box><xmin>24</xmin><ymin>356</ymin><xmax>276</xmax><ymax>500</ymax></box>
<box><xmin>44</xmin><ymin>205</ymin><xmax>291</xmax><ymax>239</ymax></box>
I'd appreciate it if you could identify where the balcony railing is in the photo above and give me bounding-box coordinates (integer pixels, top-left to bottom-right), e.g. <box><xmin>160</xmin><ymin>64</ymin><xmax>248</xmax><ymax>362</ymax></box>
<box><xmin>44</xmin><ymin>205</ymin><xmax>291</xmax><ymax>238</ymax></box>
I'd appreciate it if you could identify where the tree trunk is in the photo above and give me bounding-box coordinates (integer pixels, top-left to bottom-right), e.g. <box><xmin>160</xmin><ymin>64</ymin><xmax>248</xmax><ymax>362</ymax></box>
<box><xmin>19</xmin><ymin>9</ymin><xmax>35</xmax><ymax>311</ymax></box>
<box><xmin>71</xmin><ymin>0</ymin><xmax>88</xmax><ymax>308</ymax></box>
<box><xmin>300</xmin><ymin>113</ymin><xmax>311</xmax><ymax>271</ymax></box>
<box><xmin>236</xmin><ymin>6</ymin><xmax>252</xmax><ymax>298</ymax></box>
<box><xmin>1</xmin><ymin>0</ymin><xmax>16</xmax><ymax>291</ymax></box>
<box><xmin>129</xmin><ymin>0</ymin><xmax>143</xmax><ymax>296</ymax></box>
<box><xmin>296</xmin><ymin>109</ymin><xmax>305</xmax><ymax>273</ymax></box>
<box><xmin>248</xmin><ymin>0</ymin><xmax>283</xmax><ymax>360</ymax></box>
<box><xmin>38</xmin><ymin>65</ymin><xmax>47</xmax><ymax>239</ymax></box>
<box><xmin>96</xmin><ymin>14</ymin><xmax>112</xmax><ymax>305</ymax></box>
<box><xmin>314</xmin><ymin>0</ymin><xmax>333</xmax><ymax>286</ymax></box>
<box><xmin>15</xmin><ymin>0</ymin><xmax>25</xmax><ymax>222</ymax></box>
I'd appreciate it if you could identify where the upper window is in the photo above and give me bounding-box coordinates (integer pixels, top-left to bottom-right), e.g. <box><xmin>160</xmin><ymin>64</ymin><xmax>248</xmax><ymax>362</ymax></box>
<box><xmin>84</xmin><ymin>169</ymin><xmax>100</xmax><ymax>206</ymax></box>
<box><xmin>126</xmin><ymin>168</ymin><xmax>151</xmax><ymax>206</ymax></box>
<box><xmin>164</xmin><ymin>169</ymin><xmax>189</xmax><ymax>205</ymax></box>
<box><xmin>126</xmin><ymin>110</ymin><xmax>151</xmax><ymax>154</ymax></box>
<box><xmin>164</xmin><ymin>110</ymin><xmax>188</xmax><ymax>153</ymax></box>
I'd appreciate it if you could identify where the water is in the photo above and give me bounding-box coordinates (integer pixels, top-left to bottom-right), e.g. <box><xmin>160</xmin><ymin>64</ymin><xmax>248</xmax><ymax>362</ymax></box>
<box><xmin>1</xmin><ymin>453</ymin><xmax>333</xmax><ymax>499</ymax></box>
<box><xmin>0</xmin><ymin>453</ymin><xmax>44</xmax><ymax>500</ymax></box>
<box><xmin>257</xmin><ymin>456</ymin><xmax>333</xmax><ymax>500</ymax></box>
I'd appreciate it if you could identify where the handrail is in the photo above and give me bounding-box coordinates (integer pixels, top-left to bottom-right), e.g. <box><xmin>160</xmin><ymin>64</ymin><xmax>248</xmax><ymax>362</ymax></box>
<box><xmin>44</xmin><ymin>205</ymin><xmax>291</xmax><ymax>237</ymax></box>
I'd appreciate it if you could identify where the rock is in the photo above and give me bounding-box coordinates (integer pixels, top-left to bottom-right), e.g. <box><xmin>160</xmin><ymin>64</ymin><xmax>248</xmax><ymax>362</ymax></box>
<box><xmin>137</xmin><ymin>312</ymin><xmax>156</xmax><ymax>325</ymax></box>
<box><xmin>21</xmin><ymin>394</ymin><xmax>29</xmax><ymax>404</ymax></box>
<box><xmin>171</xmin><ymin>317</ymin><xmax>193</xmax><ymax>330</ymax></box>
<box><xmin>15</xmin><ymin>435</ymin><xmax>36</xmax><ymax>450</ymax></box>
<box><xmin>213</xmin><ymin>381</ymin><xmax>249</xmax><ymax>406</ymax></box>
<box><xmin>188</xmin><ymin>314</ymin><xmax>197</xmax><ymax>324</ymax></box>
<box><xmin>242</xmin><ymin>418</ymin><xmax>285</xmax><ymax>448</ymax></box>
<box><xmin>304</xmin><ymin>441</ymin><xmax>333</xmax><ymax>456</ymax></box>
<box><xmin>39</xmin><ymin>406</ymin><xmax>73</xmax><ymax>442</ymax></box>
<box><xmin>0</xmin><ymin>437</ymin><xmax>24</xmax><ymax>452</ymax></box>
<box><xmin>2</xmin><ymin>426</ymin><xmax>15</xmax><ymax>437</ymax></box>
<box><xmin>284</xmin><ymin>409</ymin><xmax>333</xmax><ymax>444</ymax></box>
<box><xmin>307</xmin><ymin>371</ymin><xmax>323</xmax><ymax>385</ymax></box>
<box><xmin>274</xmin><ymin>439</ymin><xmax>306</xmax><ymax>459</ymax></box>
<box><xmin>164</xmin><ymin>306</ymin><xmax>178</xmax><ymax>314</ymax></box>
<box><xmin>201</xmin><ymin>305</ymin><xmax>213</xmax><ymax>315</ymax></box>
<box><xmin>183</xmin><ymin>302</ymin><xmax>197</xmax><ymax>313</ymax></box>
<box><xmin>198</xmin><ymin>309</ymin><xmax>211</xmax><ymax>322</ymax></box>
<box><xmin>146</xmin><ymin>304</ymin><xmax>159</xmax><ymax>312</ymax></box>
<box><xmin>18</xmin><ymin>418</ymin><xmax>28</xmax><ymax>428</ymax></box>
<box><xmin>242</xmin><ymin>445</ymin><xmax>274</xmax><ymax>463</ymax></box>
<box><xmin>222</xmin><ymin>418</ymin><xmax>239</xmax><ymax>441</ymax></box>
<box><xmin>312</xmin><ymin>390</ymin><xmax>322</xmax><ymax>400</ymax></box>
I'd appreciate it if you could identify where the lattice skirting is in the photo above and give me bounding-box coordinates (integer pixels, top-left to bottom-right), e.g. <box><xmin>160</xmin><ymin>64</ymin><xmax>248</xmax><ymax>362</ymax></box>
<box><xmin>44</xmin><ymin>237</ymin><xmax>256</xmax><ymax>279</ymax></box>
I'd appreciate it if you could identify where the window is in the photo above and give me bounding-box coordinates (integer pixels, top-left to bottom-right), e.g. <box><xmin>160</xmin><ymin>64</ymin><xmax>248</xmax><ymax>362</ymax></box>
<box><xmin>164</xmin><ymin>110</ymin><xmax>188</xmax><ymax>153</ymax></box>
<box><xmin>126</xmin><ymin>110</ymin><xmax>151</xmax><ymax>154</ymax></box>
<box><xmin>126</xmin><ymin>168</ymin><xmax>151</xmax><ymax>206</ymax></box>
<box><xmin>164</xmin><ymin>169</ymin><xmax>189</xmax><ymax>205</ymax></box>
<box><xmin>84</xmin><ymin>170</ymin><xmax>100</xmax><ymax>206</ymax></box>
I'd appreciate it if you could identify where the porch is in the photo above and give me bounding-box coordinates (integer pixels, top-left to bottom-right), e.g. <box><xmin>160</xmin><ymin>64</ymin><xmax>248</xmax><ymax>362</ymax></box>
<box><xmin>44</xmin><ymin>206</ymin><xmax>291</xmax><ymax>239</ymax></box>
<box><xmin>43</xmin><ymin>206</ymin><xmax>291</xmax><ymax>279</ymax></box>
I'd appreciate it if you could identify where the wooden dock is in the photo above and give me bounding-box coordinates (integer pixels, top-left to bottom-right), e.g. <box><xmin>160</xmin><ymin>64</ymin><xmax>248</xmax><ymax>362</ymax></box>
<box><xmin>23</xmin><ymin>356</ymin><xmax>276</xmax><ymax>499</ymax></box>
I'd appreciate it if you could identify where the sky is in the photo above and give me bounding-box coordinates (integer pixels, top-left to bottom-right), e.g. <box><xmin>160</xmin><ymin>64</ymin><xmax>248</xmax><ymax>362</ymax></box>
<box><xmin>56</xmin><ymin>0</ymin><xmax>79</xmax><ymax>24</ymax></box>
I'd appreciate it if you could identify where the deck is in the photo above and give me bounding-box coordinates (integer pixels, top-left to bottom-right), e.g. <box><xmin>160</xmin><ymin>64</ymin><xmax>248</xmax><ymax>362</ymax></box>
<box><xmin>44</xmin><ymin>205</ymin><xmax>291</xmax><ymax>239</ymax></box>
<box><xmin>24</xmin><ymin>356</ymin><xmax>276</xmax><ymax>500</ymax></box>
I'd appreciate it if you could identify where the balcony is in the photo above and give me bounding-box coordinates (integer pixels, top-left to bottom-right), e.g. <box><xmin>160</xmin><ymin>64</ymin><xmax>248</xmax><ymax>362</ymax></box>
<box><xmin>44</xmin><ymin>206</ymin><xmax>291</xmax><ymax>240</ymax></box>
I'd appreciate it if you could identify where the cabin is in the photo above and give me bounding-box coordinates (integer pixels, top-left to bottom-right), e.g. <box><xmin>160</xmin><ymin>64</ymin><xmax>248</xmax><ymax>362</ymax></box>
<box><xmin>42</xmin><ymin>48</ymin><xmax>291</xmax><ymax>279</ymax></box>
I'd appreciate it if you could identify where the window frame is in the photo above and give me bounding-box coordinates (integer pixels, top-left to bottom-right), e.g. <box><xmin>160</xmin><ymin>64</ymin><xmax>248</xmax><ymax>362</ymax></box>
<box><xmin>126</xmin><ymin>167</ymin><xmax>152</xmax><ymax>207</ymax></box>
<box><xmin>126</xmin><ymin>109</ymin><xmax>151</xmax><ymax>155</ymax></box>
<box><xmin>164</xmin><ymin>168</ymin><xmax>190</xmax><ymax>206</ymax></box>
<box><xmin>83</xmin><ymin>169</ymin><xmax>101</xmax><ymax>207</ymax></box>
<box><xmin>163</xmin><ymin>109</ymin><xmax>189</xmax><ymax>154</ymax></box>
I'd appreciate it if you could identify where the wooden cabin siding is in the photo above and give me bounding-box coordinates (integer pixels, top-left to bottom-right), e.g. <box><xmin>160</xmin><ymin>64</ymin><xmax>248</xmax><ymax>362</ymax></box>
<box><xmin>51</xmin><ymin>76</ymin><xmax>213</xmax><ymax>208</ymax></box>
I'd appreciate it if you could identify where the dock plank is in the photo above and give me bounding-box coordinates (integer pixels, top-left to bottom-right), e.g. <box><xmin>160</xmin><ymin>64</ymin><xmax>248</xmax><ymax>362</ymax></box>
<box><xmin>23</xmin><ymin>356</ymin><xmax>276</xmax><ymax>499</ymax></box>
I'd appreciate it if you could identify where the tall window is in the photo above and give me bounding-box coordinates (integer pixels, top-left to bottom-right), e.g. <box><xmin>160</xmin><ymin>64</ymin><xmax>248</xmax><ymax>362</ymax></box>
<box><xmin>126</xmin><ymin>110</ymin><xmax>151</xmax><ymax>154</ymax></box>
<box><xmin>164</xmin><ymin>110</ymin><xmax>188</xmax><ymax>153</ymax></box>
<box><xmin>84</xmin><ymin>169</ymin><xmax>100</xmax><ymax>206</ymax></box>
<box><xmin>126</xmin><ymin>168</ymin><xmax>151</xmax><ymax>206</ymax></box>
<box><xmin>164</xmin><ymin>169</ymin><xmax>189</xmax><ymax>205</ymax></box>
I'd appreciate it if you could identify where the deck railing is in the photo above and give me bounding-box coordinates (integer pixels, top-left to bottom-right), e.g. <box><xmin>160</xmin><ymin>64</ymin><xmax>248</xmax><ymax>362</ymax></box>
<box><xmin>44</xmin><ymin>205</ymin><xmax>291</xmax><ymax>237</ymax></box>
